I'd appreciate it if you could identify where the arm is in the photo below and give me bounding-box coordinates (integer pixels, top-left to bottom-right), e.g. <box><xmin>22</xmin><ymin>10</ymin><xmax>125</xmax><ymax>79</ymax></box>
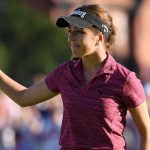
<box><xmin>0</xmin><ymin>70</ymin><xmax>59</xmax><ymax>107</ymax></box>
<box><xmin>129</xmin><ymin>101</ymin><xmax>150</xmax><ymax>150</ymax></box>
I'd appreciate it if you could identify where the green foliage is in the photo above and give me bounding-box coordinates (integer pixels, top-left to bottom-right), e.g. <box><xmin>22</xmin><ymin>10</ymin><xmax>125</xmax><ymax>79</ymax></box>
<box><xmin>0</xmin><ymin>0</ymin><xmax>70</xmax><ymax>85</ymax></box>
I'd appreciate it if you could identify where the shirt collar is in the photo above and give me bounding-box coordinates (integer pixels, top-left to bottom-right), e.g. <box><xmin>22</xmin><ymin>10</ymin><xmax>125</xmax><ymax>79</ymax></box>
<box><xmin>99</xmin><ymin>52</ymin><xmax>116</xmax><ymax>74</ymax></box>
<box><xmin>73</xmin><ymin>58</ymin><xmax>82</xmax><ymax>68</ymax></box>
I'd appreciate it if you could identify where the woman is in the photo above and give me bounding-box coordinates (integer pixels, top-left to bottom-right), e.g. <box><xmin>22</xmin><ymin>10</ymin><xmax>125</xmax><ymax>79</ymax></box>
<box><xmin>0</xmin><ymin>4</ymin><xmax>150</xmax><ymax>150</ymax></box>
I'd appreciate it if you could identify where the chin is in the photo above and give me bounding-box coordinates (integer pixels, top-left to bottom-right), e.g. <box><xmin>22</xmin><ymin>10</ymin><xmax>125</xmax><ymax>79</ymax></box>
<box><xmin>72</xmin><ymin>53</ymin><xmax>81</xmax><ymax>59</ymax></box>
<box><xmin>71</xmin><ymin>57</ymin><xmax>80</xmax><ymax>61</ymax></box>
<box><xmin>71</xmin><ymin>51</ymin><xmax>79</xmax><ymax>57</ymax></box>
<box><xmin>72</xmin><ymin>54</ymin><xmax>79</xmax><ymax>58</ymax></box>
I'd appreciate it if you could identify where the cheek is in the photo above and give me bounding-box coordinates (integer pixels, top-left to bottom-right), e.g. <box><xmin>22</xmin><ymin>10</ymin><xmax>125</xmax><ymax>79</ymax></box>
<box><xmin>82</xmin><ymin>37</ymin><xmax>95</xmax><ymax>48</ymax></box>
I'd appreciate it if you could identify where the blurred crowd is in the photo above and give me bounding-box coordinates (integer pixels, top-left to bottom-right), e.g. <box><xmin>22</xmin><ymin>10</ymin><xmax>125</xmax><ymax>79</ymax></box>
<box><xmin>0</xmin><ymin>90</ymin><xmax>62</xmax><ymax>150</ymax></box>
<box><xmin>0</xmin><ymin>0</ymin><xmax>150</xmax><ymax>150</ymax></box>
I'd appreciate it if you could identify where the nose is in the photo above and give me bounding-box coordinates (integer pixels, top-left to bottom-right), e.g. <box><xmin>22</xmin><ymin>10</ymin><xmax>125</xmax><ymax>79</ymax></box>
<box><xmin>68</xmin><ymin>31</ymin><xmax>76</xmax><ymax>42</ymax></box>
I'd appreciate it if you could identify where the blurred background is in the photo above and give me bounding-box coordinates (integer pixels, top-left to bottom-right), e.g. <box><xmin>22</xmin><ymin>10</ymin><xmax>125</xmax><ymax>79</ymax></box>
<box><xmin>0</xmin><ymin>0</ymin><xmax>150</xmax><ymax>150</ymax></box>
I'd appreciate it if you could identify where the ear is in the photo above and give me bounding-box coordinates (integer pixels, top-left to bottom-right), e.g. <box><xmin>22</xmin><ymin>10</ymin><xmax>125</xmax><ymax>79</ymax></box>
<box><xmin>98</xmin><ymin>32</ymin><xmax>105</xmax><ymax>41</ymax></box>
<box><xmin>95</xmin><ymin>32</ymin><xmax>104</xmax><ymax>46</ymax></box>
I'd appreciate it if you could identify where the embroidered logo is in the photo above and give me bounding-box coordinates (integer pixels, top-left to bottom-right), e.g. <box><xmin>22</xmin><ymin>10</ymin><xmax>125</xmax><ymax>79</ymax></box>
<box><xmin>71</xmin><ymin>10</ymin><xmax>87</xmax><ymax>18</ymax></box>
<box><xmin>102</xmin><ymin>24</ymin><xmax>109</xmax><ymax>33</ymax></box>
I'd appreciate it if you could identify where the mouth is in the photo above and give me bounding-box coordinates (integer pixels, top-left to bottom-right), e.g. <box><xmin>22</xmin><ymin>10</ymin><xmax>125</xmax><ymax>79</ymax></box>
<box><xmin>70</xmin><ymin>43</ymin><xmax>80</xmax><ymax>49</ymax></box>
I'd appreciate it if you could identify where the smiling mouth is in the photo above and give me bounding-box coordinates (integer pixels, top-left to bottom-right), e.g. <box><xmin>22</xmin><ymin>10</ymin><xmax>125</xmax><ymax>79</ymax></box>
<box><xmin>71</xmin><ymin>44</ymin><xmax>80</xmax><ymax>48</ymax></box>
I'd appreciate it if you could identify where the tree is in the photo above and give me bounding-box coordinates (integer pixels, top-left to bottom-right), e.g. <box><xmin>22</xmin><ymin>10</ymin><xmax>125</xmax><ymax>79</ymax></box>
<box><xmin>0</xmin><ymin>0</ymin><xmax>70</xmax><ymax>85</ymax></box>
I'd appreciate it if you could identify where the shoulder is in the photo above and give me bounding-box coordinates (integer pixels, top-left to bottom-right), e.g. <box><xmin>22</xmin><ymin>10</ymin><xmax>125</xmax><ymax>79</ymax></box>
<box><xmin>107</xmin><ymin>53</ymin><xmax>132</xmax><ymax>79</ymax></box>
<box><xmin>111</xmin><ymin>58</ymin><xmax>140</xmax><ymax>87</ymax></box>
<box><xmin>52</xmin><ymin>60</ymin><xmax>72</xmax><ymax>71</ymax></box>
<box><xmin>58</xmin><ymin>59</ymin><xmax>77</xmax><ymax>70</ymax></box>
<box><xmin>54</xmin><ymin>59</ymin><xmax>79</xmax><ymax>75</ymax></box>
<box><xmin>116</xmin><ymin>63</ymin><xmax>131</xmax><ymax>76</ymax></box>
<box><xmin>115</xmin><ymin>63</ymin><xmax>144</xmax><ymax>95</ymax></box>
<box><xmin>61</xmin><ymin>60</ymin><xmax>75</xmax><ymax>67</ymax></box>
<box><xmin>115</xmin><ymin>62</ymin><xmax>134</xmax><ymax>80</ymax></box>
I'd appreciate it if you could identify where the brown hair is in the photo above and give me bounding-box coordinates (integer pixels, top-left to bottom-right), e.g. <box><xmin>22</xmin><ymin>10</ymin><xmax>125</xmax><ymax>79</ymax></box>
<box><xmin>81</xmin><ymin>4</ymin><xmax>116</xmax><ymax>51</ymax></box>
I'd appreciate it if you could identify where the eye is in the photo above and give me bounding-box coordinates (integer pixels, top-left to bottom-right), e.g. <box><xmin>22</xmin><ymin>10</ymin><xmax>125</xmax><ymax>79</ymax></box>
<box><xmin>75</xmin><ymin>29</ymin><xmax>86</xmax><ymax>34</ymax></box>
<box><xmin>67</xmin><ymin>28</ymin><xmax>86</xmax><ymax>34</ymax></box>
<box><xmin>77</xmin><ymin>30</ymin><xmax>85</xmax><ymax>34</ymax></box>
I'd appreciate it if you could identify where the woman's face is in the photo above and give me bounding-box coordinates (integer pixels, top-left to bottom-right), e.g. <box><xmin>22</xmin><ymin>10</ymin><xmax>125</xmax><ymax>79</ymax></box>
<box><xmin>67</xmin><ymin>26</ymin><xmax>100</xmax><ymax>58</ymax></box>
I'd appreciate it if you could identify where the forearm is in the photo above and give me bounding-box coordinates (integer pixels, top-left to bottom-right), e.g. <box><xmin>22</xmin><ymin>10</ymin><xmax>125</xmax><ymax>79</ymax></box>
<box><xmin>0</xmin><ymin>70</ymin><xmax>27</xmax><ymax>106</ymax></box>
<box><xmin>140</xmin><ymin>132</ymin><xmax>150</xmax><ymax>150</ymax></box>
<box><xmin>129</xmin><ymin>102</ymin><xmax>150</xmax><ymax>150</ymax></box>
<box><xmin>0</xmin><ymin>70</ymin><xmax>58</xmax><ymax>107</ymax></box>
<box><xmin>139</xmin><ymin>114</ymin><xmax>150</xmax><ymax>150</ymax></box>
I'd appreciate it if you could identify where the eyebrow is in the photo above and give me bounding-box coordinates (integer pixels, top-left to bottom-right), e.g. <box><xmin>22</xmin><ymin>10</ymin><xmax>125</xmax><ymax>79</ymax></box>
<box><xmin>68</xmin><ymin>26</ymin><xmax>84</xmax><ymax>31</ymax></box>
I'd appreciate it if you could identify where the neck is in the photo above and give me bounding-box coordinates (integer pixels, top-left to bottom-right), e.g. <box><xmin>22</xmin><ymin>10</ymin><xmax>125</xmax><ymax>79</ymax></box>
<box><xmin>82</xmin><ymin>51</ymin><xmax>107</xmax><ymax>72</ymax></box>
<box><xmin>82</xmin><ymin>51</ymin><xmax>107</xmax><ymax>83</ymax></box>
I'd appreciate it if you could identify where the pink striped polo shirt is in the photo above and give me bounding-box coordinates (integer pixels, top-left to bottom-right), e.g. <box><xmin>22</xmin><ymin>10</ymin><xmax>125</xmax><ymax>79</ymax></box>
<box><xmin>45</xmin><ymin>53</ymin><xmax>146</xmax><ymax>150</ymax></box>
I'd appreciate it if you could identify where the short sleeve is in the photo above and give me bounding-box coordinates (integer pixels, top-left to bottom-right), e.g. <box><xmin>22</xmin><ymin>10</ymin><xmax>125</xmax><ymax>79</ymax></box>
<box><xmin>123</xmin><ymin>72</ymin><xmax>146</xmax><ymax>108</ymax></box>
<box><xmin>45</xmin><ymin>65</ymin><xmax>62</xmax><ymax>92</ymax></box>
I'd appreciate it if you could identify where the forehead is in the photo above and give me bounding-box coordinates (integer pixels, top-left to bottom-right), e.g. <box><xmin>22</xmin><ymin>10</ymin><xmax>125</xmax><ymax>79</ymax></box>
<box><xmin>68</xmin><ymin>25</ymin><xmax>91</xmax><ymax>31</ymax></box>
<box><xmin>68</xmin><ymin>25</ymin><xmax>99</xmax><ymax>35</ymax></box>
<box><xmin>68</xmin><ymin>25</ymin><xmax>83</xmax><ymax>29</ymax></box>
